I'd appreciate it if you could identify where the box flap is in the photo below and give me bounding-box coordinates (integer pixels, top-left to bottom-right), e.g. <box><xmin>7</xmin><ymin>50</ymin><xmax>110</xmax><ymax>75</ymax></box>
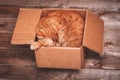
<box><xmin>83</xmin><ymin>10</ymin><xmax>104</xmax><ymax>55</ymax></box>
<box><xmin>35</xmin><ymin>47</ymin><xmax>83</xmax><ymax>69</ymax></box>
<box><xmin>11</xmin><ymin>8</ymin><xmax>41</xmax><ymax>44</ymax></box>
<box><xmin>81</xmin><ymin>47</ymin><xmax>85</xmax><ymax>68</ymax></box>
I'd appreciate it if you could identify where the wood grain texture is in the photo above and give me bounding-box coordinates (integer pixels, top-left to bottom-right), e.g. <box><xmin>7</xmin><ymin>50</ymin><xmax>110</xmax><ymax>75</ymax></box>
<box><xmin>0</xmin><ymin>49</ymin><xmax>34</xmax><ymax>59</ymax></box>
<box><xmin>0</xmin><ymin>5</ymin><xmax>19</xmax><ymax>18</ymax></box>
<box><xmin>0</xmin><ymin>0</ymin><xmax>120</xmax><ymax>80</ymax></box>
<box><xmin>0</xmin><ymin>59</ymin><xmax>120</xmax><ymax>80</ymax></box>
<box><xmin>0</xmin><ymin>18</ymin><xmax>16</xmax><ymax>32</ymax></box>
<box><xmin>102</xmin><ymin>54</ymin><xmax>120</xmax><ymax>69</ymax></box>
<box><xmin>0</xmin><ymin>64</ymin><xmax>120</xmax><ymax>80</ymax></box>
<box><xmin>0</xmin><ymin>0</ymin><xmax>119</xmax><ymax>11</ymax></box>
<box><xmin>101</xmin><ymin>12</ymin><xmax>120</xmax><ymax>52</ymax></box>
<box><xmin>67</xmin><ymin>0</ymin><xmax>120</xmax><ymax>11</ymax></box>
<box><xmin>0</xmin><ymin>0</ymin><xmax>27</xmax><ymax>6</ymax></box>
<box><xmin>71</xmin><ymin>69</ymin><xmax>120</xmax><ymax>80</ymax></box>
<box><xmin>0</xmin><ymin>0</ymin><xmax>67</xmax><ymax>8</ymax></box>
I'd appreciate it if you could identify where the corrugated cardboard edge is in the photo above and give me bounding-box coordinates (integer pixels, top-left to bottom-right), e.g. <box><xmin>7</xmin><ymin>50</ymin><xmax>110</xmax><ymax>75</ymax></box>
<box><xmin>11</xmin><ymin>8</ymin><xmax>42</xmax><ymax>44</ymax></box>
<box><xmin>35</xmin><ymin>47</ymin><xmax>83</xmax><ymax>69</ymax></box>
<box><xmin>83</xmin><ymin>10</ymin><xmax>104</xmax><ymax>55</ymax></box>
<box><xmin>81</xmin><ymin>47</ymin><xmax>85</xmax><ymax>68</ymax></box>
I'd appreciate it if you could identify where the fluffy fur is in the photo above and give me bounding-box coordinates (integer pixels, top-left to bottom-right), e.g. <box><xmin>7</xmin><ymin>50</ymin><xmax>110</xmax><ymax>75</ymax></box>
<box><xmin>30</xmin><ymin>10</ymin><xmax>84</xmax><ymax>50</ymax></box>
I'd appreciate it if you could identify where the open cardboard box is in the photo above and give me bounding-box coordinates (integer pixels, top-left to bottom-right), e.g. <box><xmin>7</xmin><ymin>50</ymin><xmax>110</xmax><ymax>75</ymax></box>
<box><xmin>11</xmin><ymin>8</ymin><xmax>104</xmax><ymax>69</ymax></box>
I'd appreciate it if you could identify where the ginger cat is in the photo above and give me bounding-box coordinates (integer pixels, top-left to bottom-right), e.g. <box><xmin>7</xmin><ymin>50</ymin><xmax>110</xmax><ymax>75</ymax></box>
<box><xmin>30</xmin><ymin>10</ymin><xmax>84</xmax><ymax>50</ymax></box>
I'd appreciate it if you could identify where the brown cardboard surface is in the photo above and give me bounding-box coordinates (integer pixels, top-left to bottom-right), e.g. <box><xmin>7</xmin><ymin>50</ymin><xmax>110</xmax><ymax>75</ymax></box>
<box><xmin>83</xmin><ymin>10</ymin><xmax>104</xmax><ymax>55</ymax></box>
<box><xmin>11</xmin><ymin>8</ymin><xmax>104</xmax><ymax>69</ymax></box>
<box><xmin>35</xmin><ymin>47</ymin><xmax>83</xmax><ymax>69</ymax></box>
<box><xmin>11</xmin><ymin>8</ymin><xmax>41</xmax><ymax>44</ymax></box>
<box><xmin>41</xmin><ymin>8</ymin><xmax>86</xmax><ymax>20</ymax></box>
<box><xmin>81</xmin><ymin>47</ymin><xmax>85</xmax><ymax>68</ymax></box>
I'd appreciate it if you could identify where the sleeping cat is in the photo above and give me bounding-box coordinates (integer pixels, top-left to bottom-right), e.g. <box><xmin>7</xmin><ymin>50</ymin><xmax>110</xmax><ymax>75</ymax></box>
<box><xmin>30</xmin><ymin>10</ymin><xmax>84</xmax><ymax>50</ymax></box>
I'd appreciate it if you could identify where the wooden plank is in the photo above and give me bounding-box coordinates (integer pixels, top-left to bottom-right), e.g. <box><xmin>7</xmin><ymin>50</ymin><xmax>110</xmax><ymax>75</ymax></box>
<box><xmin>100</xmin><ymin>12</ymin><xmax>120</xmax><ymax>22</ymax></box>
<box><xmin>0</xmin><ymin>33</ymin><xmax>32</xmax><ymax>48</ymax></box>
<box><xmin>26</xmin><ymin>0</ymin><xmax>67</xmax><ymax>8</ymax></box>
<box><xmin>0</xmin><ymin>65</ymin><xmax>9</xmax><ymax>74</ymax></box>
<box><xmin>0</xmin><ymin>49</ymin><xmax>35</xmax><ymax>58</ymax></box>
<box><xmin>0</xmin><ymin>58</ymin><xmax>69</xmax><ymax>80</ymax></box>
<box><xmin>0</xmin><ymin>31</ymin><xmax>33</xmax><ymax>49</ymax></box>
<box><xmin>104</xmin><ymin>52</ymin><xmax>120</xmax><ymax>57</ymax></box>
<box><xmin>0</xmin><ymin>58</ymin><xmax>36</xmax><ymax>80</ymax></box>
<box><xmin>99</xmin><ymin>11</ymin><xmax>120</xmax><ymax>69</ymax></box>
<box><xmin>0</xmin><ymin>5</ymin><xmax>19</xmax><ymax>18</ymax></box>
<box><xmin>0</xmin><ymin>0</ymin><xmax>27</xmax><ymax>6</ymax></box>
<box><xmin>0</xmin><ymin>56</ymin><xmax>102</xmax><ymax>69</ymax></box>
<box><xmin>0</xmin><ymin>5</ymin><xmax>118</xmax><ymax>19</ymax></box>
<box><xmin>71</xmin><ymin>69</ymin><xmax>120</xmax><ymax>79</ymax></box>
<box><xmin>101</xmin><ymin>13</ymin><xmax>120</xmax><ymax>69</ymax></box>
<box><xmin>0</xmin><ymin>0</ymin><xmax>119</xmax><ymax>12</ymax></box>
<box><xmin>0</xmin><ymin>18</ymin><xmax>16</xmax><ymax>32</ymax></box>
<box><xmin>0</xmin><ymin>0</ymin><xmax>67</xmax><ymax>8</ymax></box>
<box><xmin>36</xmin><ymin>68</ymin><xmax>70</xmax><ymax>80</ymax></box>
<box><xmin>0</xmin><ymin>64</ymin><xmax>120</xmax><ymax>80</ymax></box>
<box><xmin>0</xmin><ymin>65</ymin><xmax>36</xmax><ymax>80</ymax></box>
<box><xmin>102</xmin><ymin>23</ymin><xmax>119</xmax><ymax>53</ymax></box>
<box><xmin>0</xmin><ymin>58</ymin><xmax>35</xmax><ymax>66</ymax></box>
<box><xmin>0</xmin><ymin>33</ymin><xmax>12</xmax><ymax>47</ymax></box>
<box><xmin>101</xmin><ymin>12</ymin><xmax>120</xmax><ymax>52</ymax></box>
<box><xmin>102</xmin><ymin>54</ymin><xmax>120</xmax><ymax>69</ymax></box>
<box><xmin>67</xmin><ymin>0</ymin><xmax>120</xmax><ymax>11</ymax></box>
<box><xmin>0</xmin><ymin>75</ymin><xmax>36</xmax><ymax>80</ymax></box>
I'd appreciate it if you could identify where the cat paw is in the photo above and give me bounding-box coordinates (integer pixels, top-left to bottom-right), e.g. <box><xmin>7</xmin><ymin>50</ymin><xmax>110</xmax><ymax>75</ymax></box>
<box><xmin>30</xmin><ymin>42</ymin><xmax>39</xmax><ymax>50</ymax></box>
<box><xmin>55</xmin><ymin>43</ymin><xmax>61</xmax><ymax>47</ymax></box>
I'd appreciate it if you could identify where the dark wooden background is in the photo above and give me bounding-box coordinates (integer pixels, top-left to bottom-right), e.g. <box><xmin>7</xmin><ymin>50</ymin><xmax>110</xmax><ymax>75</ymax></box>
<box><xmin>0</xmin><ymin>0</ymin><xmax>120</xmax><ymax>80</ymax></box>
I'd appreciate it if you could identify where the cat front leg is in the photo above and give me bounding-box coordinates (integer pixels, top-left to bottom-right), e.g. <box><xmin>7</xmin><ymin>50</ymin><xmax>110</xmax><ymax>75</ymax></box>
<box><xmin>30</xmin><ymin>38</ymin><xmax>55</xmax><ymax>50</ymax></box>
<box><xmin>30</xmin><ymin>42</ymin><xmax>39</xmax><ymax>50</ymax></box>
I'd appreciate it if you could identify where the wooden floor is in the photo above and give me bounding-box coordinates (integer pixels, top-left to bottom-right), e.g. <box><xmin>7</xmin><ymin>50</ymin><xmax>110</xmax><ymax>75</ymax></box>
<box><xmin>0</xmin><ymin>0</ymin><xmax>120</xmax><ymax>80</ymax></box>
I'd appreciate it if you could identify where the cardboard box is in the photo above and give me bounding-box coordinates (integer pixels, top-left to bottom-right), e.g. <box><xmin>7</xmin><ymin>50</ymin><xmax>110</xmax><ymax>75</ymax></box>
<box><xmin>11</xmin><ymin>8</ymin><xmax>104</xmax><ymax>69</ymax></box>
